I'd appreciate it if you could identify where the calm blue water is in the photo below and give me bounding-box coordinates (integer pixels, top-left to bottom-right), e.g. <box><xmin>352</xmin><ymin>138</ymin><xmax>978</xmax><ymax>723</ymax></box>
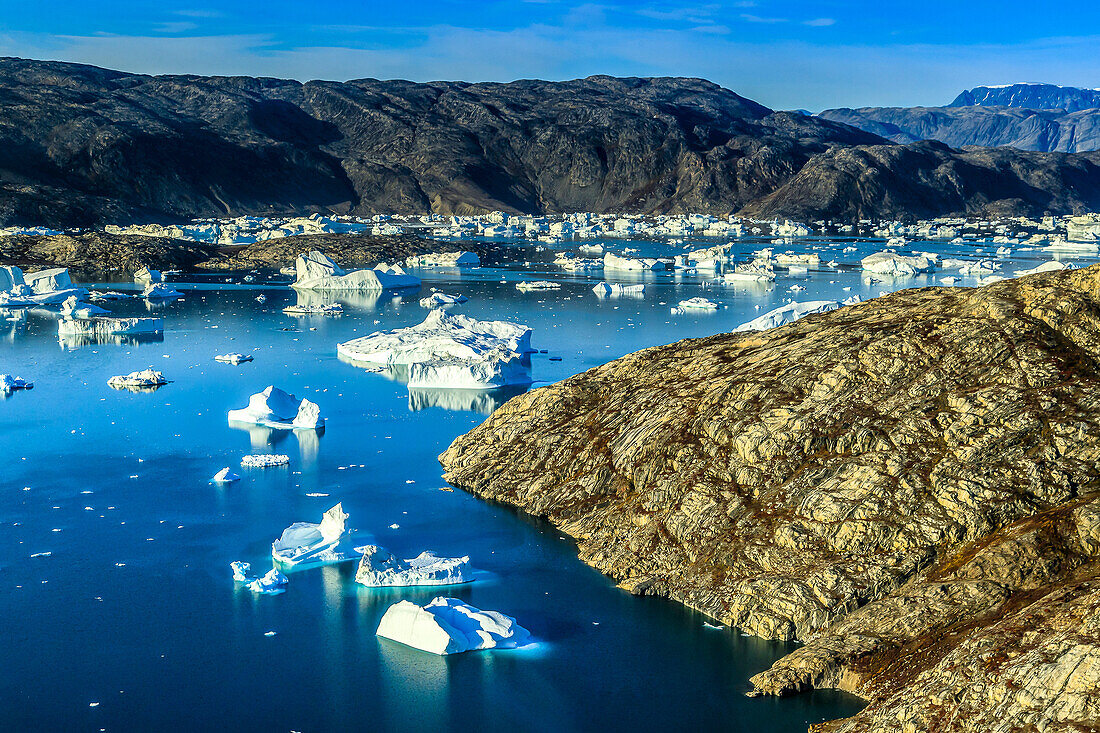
<box><xmin>2</xmin><ymin>236</ymin><xmax>1092</xmax><ymax>732</ymax></box>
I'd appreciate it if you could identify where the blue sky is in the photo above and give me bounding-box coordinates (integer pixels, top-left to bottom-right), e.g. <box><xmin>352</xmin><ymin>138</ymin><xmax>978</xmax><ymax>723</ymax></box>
<box><xmin>2</xmin><ymin>1</ymin><xmax>1099</xmax><ymax>110</ymax></box>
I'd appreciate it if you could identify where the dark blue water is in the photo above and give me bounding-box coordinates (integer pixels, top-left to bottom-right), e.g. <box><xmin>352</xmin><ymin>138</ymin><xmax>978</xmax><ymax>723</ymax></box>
<box><xmin>7</xmin><ymin>236</ymin><xmax>1084</xmax><ymax>732</ymax></box>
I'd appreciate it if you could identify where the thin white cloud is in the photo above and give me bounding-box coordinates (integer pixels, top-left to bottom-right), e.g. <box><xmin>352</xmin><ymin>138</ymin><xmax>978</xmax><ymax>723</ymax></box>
<box><xmin>740</xmin><ymin>14</ymin><xmax>787</xmax><ymax>23</ymax></box>
<box><xmin>153</xmin><ymin>22</ymin><xmax>200</xmax><ymax>34</ymax></box>
<box><xmin>803</xmin><ymin>18</ymin><xmax>835</xmax><ymax>27</ymax></box>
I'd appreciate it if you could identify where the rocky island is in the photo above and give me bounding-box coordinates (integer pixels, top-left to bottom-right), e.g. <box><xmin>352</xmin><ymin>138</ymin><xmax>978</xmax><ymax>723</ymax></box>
<box><xmin>441</xmin><ymin>266</ymin><xmax>1100</xmax><ymax>731</ymax></box>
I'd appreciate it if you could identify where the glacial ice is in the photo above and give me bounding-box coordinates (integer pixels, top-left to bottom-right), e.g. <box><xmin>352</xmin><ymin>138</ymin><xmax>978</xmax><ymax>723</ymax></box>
<box><xmin>143</xmin><ymin>282</ymin><xmax>183</xmax><ymax>299</ymax></box>
<box><xmin>230</xmin><ymin>561</ymin><xmax>288</xmax><ymax>594</ymax></box>
<box><xmin>283</xmin><ymin>303</ymin><xmax>343</xmax><ymax>315</ymax></box>
<box><xmin>134</xmin><ymin>266</ymin><xmax>163</xmax><ymax>284</ymax></box>
<box><xmin>723</xmin><ymin>261</ymin><xmax>776</xmax><ymax>283</ymax></box>
<box><xmin>861</xmin><ymin>252</ymin><xmax>936</xmax><ymax>277</ymax></box>
<box><xmin>271</xmin><ymin>503</ymin><xmax>360</xmax><ymax>569</ymax></box>
<box><xmin>603</xmin><ymin>252</ymin><xmax>665</xmax><ymax>271</ymax></box>
<box><xmin>515</xmin><ymin>281</ymin><xmax>560</xmax><ymax>291</ymax></box>
<box><xmin>211</xmin><ymin>467</ymin><xmax>241</xmax><ymax>483</ymax></box>
<box><xmin>337</xmin><ymin>310</ymin><xmax>533</xmax><ymax>366</ymax></box>
<box><xmin>228</xmin><ymin>386</ymin><xmax>324</xmax><ymax>430</ymax></box>
<box><xmin>376</xmin><ymin>597</ymin><xmax>531</xmax><ymax>655</ymax></box>
<box><xmin>61</xmin><ymin>296</ymin><xmax>109</xmax><ymax>318</ymax></box>
<box><xmin>231</xmin><ymin>561</ymin><xmax>251</xmax><ymax>581</ymax></box>
<box><xmin>58</xmin><ymin>316</ymin><xmax>163</xmax><ymax>338</ymax></box>
<box><xmin>406</xmin><ymin>351</ymin><xmax>533</xmax><ymax>389</ymax></box>
<box><xmin>1</xmin><ymin>374</ymin><xmax>34</xmax><ymax>394</ymax></box>
<box><xmin>592</xmin><ymin>282</ymin><xmax>645</xmax><ymax>297</ymax></box>
<box><xmin>292</xmin><ymin>251</ymin><xmax>421</xmax><ymax>291</ymax></box>
<box><xmin>214</xmin><ymin>353</ymin><xmax>253</xmax><ymax>364</ymax></box>
<box><xmin>354</xmin><ymin>546</ymin><xmax>472</xmax><ymax>587</ymax></box>
<box><xmin>240</xmin><ymin>454</ymin><xmax>290</xmax><ymax>468</ymax></box>
<box><xmin>672</xmin><ymin>297</ymin><xmax>719</xmax><ymax>313</ymax></box>
<box><xmin>1</xmin><ymin>266</ymin><xmax>89</xmax><ymax>305</ymax></box>
<box><xmin>107</xmin><ymin>369</ymin><xmax>168</xmax><ymax>389</ymax></box>
<box><xmin>419</xmin><ymin>293</ymin><xmax>468</xmax><ymax>307</ymax></box>
<box><xmin>1015</xmin><ymin>260</ymin><xmax>1073</xmax><ymax>277</ymax></box>
<box><xmin>734</xmin><ymin>299</ymin><xmax>851</xmax><ymax>332</ymax></box>
<box><xmin>405</xmin><ymin>251</ymin><xmax>480</xmax><ymax>267</ymax></box>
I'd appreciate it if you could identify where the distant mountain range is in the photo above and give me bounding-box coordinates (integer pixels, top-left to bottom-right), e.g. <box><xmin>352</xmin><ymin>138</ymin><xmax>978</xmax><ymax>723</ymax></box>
<box><xmin>1</xmin><ymin>59</ymin><xmax>1099</xmax><ymax>226</ymax></box>
<box><xmin>820</xmin><ymin>83</ymin><xmax>1100</xmax><ymax>153</ymax></box>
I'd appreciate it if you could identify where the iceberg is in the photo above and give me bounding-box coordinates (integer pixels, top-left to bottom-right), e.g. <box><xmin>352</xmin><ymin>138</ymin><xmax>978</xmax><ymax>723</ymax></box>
<box><xmin>355</xmin><ymin>546</ymin><xmax>472</xmax><ymax>587</ymax></box>
<box><xmin>283</xmin><ymin>303</ymin><xmax>343</xmax><ymax>315</ymax></box>
<box><xmin>271</xmin><ymin>503</ymin><xmax>359</xmax><ymax>569</ymax></box>
<box><xmin>107</xmin><ymin>369</ymin><xmax>168</xmax><ymax>390</ymax></box>
<box><xmin>231</xmin><ymin>562</ymin><xmax>288</xmax><ymax>595</ymax></box>
<box><xmin>58</xmin><ymin>316</ymin><xmax>163</xmax><ymax>338</ymax></box>
<box><xmin>603</xmin><ymin>252</ymin><xmax>665</xmax><ymax>271</ymax></box>
<box><xmin>376</xmin><ymin>597</ymin><xmax>531</xmax><ymax>655</ymax></box>
<box><xmin>61</xmin><ymin>296</ymin><xmax>109</xmax><ymax>318</ymax></box>
<box><xmin>215</xmin><ymin>353</ymin><xmax>253</xmax><ymax>364</ymax></box>
<box><xmin>405</xmin><ymin>251</ymin><xmax>480</xmax><ymax>267</ymax></box>
<box><xmin>592</xmin><ymin>282</ymin><xmax>644</xmax><ymax>297</ymax></box>
<box><xmin>1</xmin><ymin>374</ymin><xmax>34</xmax><ymax>394</ymax></box>
<box><xmin>337</xmin><ymin>310</ymin><xmax>533</xmax><ymax>367</ymax></box>
<box><xmin>734</xmin><ymin>299</ymin><xmax>853</xmax><ymax>332</ymax></box>
<box><xmin>861</xmin><ymin>252</ymin><xmax>935</xmax><ymax>277</ymax></box>
<box><xmin>672</xmin><ymin>297</ymin><xmax>720</xmax><ymax>313</ymax></box>
<box><xmin>143</xmin><ymin>282</ymin><xmax>183</xmax><ymax>299</ymax></box>
<box><xmin>2</xmin><ymin>266</ymin><xmax>88</xmax><ymax>305</ymax></box>
<box><xmin>515</xmin><ymin>281</ymin><xmax>560</xmax><ymax>291</ymax></box>
<box><xmin>958</xmin><ymin>260</ymin><xmax>999</xmax><ymax>277</ymax></box>
<box><xmin>723</xmin><ymin>261</ymin><xmax>776</xmax><ymax>283</ymax></box>
<box><xmin>407</xmin><ymin>350</ymin><xmax>532</xmax><ymax>389</ymax></box>
<box><xmin>231</xmin><ymin>561</ymin><xmax>252</xmax><ymax>582</ymax></box>
<box><xmin>775</xmin><ymin>253</ymin><xmax>819</xmax><ymax>267</ymax></box>
<box><xmin>1015</xmin><ymin>260</ymin><xmax>1074</xmax><ymax>277</ymax></box>
<box><xmin>240</xmin><ymin>454</ymin><xmax>290</xmax><ymax>468</ymax></box>
<box><xmin>419</xmin><ymin>293</ymin><xmax>468</xmax><ymax>308</ymax></box>
<box><xmin>228</xmin><ymin>386</ymin><xmax>324</xmax><ymax>430</ymax></box>
<box><xmin>292</xmin><ymin>251</ymin><xmax>421</xmax><ymax>291</ymax></box>
<box><xmin>133</xmin><ymin>266</ymin><xmax>163</xmax><ymax>284</ymax></box>
<box><xmin>211</xmin><ymin>467</ymin><xmax>241</xmax><ymax>483</ymax></box>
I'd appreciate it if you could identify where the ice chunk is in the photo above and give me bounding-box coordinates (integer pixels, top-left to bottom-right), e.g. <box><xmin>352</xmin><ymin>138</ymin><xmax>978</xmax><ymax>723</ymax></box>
<box><xmin>958</xmin><ymin>260</ymin><xmax>999</xmax><ymax>277</ymax></box>
<box><xmin>211</xmin><ymin>467</ymin><xmax>241</xmax><ymax>483</ymax></box>
<box><xmin>355</xmin><ymin>546</ymin><xmax>472</xmax><ymax>587</ymax></box>
<box><xmin>133</xmin><ymin>266</ymin><xmax>163</xmax><ymax>283</ymax></box>
<box><xmin>515</xmin><ymin>281</ymin><xmax>560</xmax><ymax>291</ymax></box>
<box><xmin>271</xmin><ymin>503</ymin><xmax>359</xmax><ymax>569</ymax></box>
<box><xmin>58</xmin><ymin>316</ymin><xmax>163</xmax><ymax>338</ymax></box>
<box><xmin>0</xmin><ymin>265</ymin><xmax>25</xmax><ymax>292</ymax></box>
<box><xmin>143</xmin><ymin>282</ymin><xmax>183</xmax><ymax>299</ymax></box>
<box><xmin>61</xmin><ymin>295</ymin><xmax>109</xmax><ymax>318</ymax></box>
<box><xmin>672</xmin><ymin>297</ymin><xmax>719</xmax><ymax>313</ymax></box>
<box><xmin>603</xmin><ymin>252</ymin><xmax>665</xmax><ymax>271</ymax></box>
<box><xmin>419</xmin><ymin>293</ymin><xmax>468</xmax><ymax>307</ymax></box>
<box><xmin>292</xmin><ymin>250</ymin><xmax>420</xmax><ymax>290</ymax></box>
<box><xmin>723</xmin><ymin>261</ymin><xmax>776</xmax><ymax>283</ymax></box>
<box><xmin>376</xmin><ymin>597</ymin><xmax>531</xmax><ymax>655</ymax></box>
<box><xmin>247</xmin><ymin>568</ymin><xmax>288</xmax><ymax>594</ymax></box>
<box><xmin>231</xmin><ymin>561</ymin><xmax>251</xmax><ymax>581</ymax></box>
<box><xmin>592</xmin><ymin>282</ymin><xmax>645</xmax><ymax>297</ymax></box>
<box><xmin>1015</xmin><ymin>260</ymin><xmax>1074</xmax><ymax>277</ymax></box>
<box><xmin>734</xmin><ymin>300</ymin><xmax>846</xmax><ymax>332</ymax></box>
<box><xmin>13</xmin><ymin>267</ymin><xmax>89</xmax><ymax>304</ymax></box>
<box><xmin>337</xmin><ymin>310</ymin><xmax>532</xmax><ymax>366</ymax></box>
<box><xmin>214</xmin><ymin>353</ymin><xmax>253</xmax><ymax>364</ymax></box>
<box><xmin>283</xmin><ymin>303</ymin><xmax>343</xmax><ymax>315</ymax></box>
<box><xmin>1</xmin><ymin>374</ymin><xmax>34</xmax><ymax>394</ymax></box>
<box><xmin>407</xmin><ymin>351</ymin><xmax>532</xmax><ymax>389</ymax></box>
<box><xmin>861</xmin><ymin>252</ymin><xmax>935</xmax><ymax>277</ymax></box>
<box><xmin>241</xmin><ymin>454</ymin><xmax>290</xmax><ymax>468</ymax></box>
<box><xmin>107</xmin><ymin>369</ymin><xmax>168</xmax><ymax>390</ymax></box>
<box><xmin>775</xmin><ymin>253</ymin><xmax>819</xmax><ymax>267</ymax></box>
<box><xmin>228</xmin><ymin>386</ymin><xmax>324</xmax><ymax>430</ymax></box>
<box><xmin>405</xmin><ymin>251</ymin><xmax>480</xmax><ymax>267</ymax></box>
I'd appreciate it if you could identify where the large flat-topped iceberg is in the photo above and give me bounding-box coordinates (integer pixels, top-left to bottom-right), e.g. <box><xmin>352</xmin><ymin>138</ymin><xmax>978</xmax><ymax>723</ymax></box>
<box><xmin>58</xmin><ymin>315</ymin><xmax>163</xmax><ymax>338</ymax></box>
<box><xmin>1</xmin><ymin>265</ymin><xmax>89</xmax><ymax>305</ymax></box>
<box><xmin>861</xmin><ymin>252</ymin><xmax>936</xmax><ymax>277</ymax></box>
<box><xmin>337</xmin><ymin>310</ymin><xmax>533</xmax><ymax>366</ymax></box>
<box><xmin>592</xmin><ymin>282</ymin><xmax>644</xmax><ymax>297</ymax></box>
<box><xmin>405</xmin><ymin>251</ymin><xmax>480</xmax><ymax>267</ymax></box>
<box><xmin>724</xmin><ymin>261</ymin><xmax>776</xmax><ymax>283</ymax></box>
<box><xmin>292</xmin><ymin>250</ymin><xmax>421</xmax><ymax>291</ymax></box>
<box><xmin>407</xmin><ymin>351</ymin><xmax>532</xmax><ymax>389</ymax></box>
<box><xmin>271</xmin><ymin>503</ymin><xmax>360</xmax><ymax>569</ymax></box>
<box><xmin>375</xmin><ymin>597</ymin><xmax>531</xmax><ymax>655</ymax></box>
<box><xmin>355</xmin><ymin>546</ymin><xmax>472</xmax><ymax>587</ymax></box>
<box><xmin>603</xmin><ymin>252</ymin><xmax>665</xmax><ymax>271</ymax></box>
<box><xmin>1015</xmin><ymin>260</ymin><xmax>1073</xmax><ymax>277</ymax></box>
<box><xmin>228</xmin><ymin>386</ymin><xmax>324</xmax><ymax>430</ymax></box>
<box><xmin>734</xmin><ymin>299</ymin><xmax>854</xmax><ymax>333</ymax></box>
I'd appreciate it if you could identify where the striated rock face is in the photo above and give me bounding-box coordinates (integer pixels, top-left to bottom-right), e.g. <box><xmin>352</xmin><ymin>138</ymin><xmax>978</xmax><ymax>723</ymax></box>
<box><xmin>4</xmin><ymin>57</ymin><xmax>1100</xmax><ymax>225</ymax></box>
<box><xmin>440</xmin><ymin>266</ymin><xmax>1100</xmax><ymax>731</ymax></box>
<box><xmin>0</xmin><ymin>231</ymin><xmax>216</xmax><ymax>277</ymax></box>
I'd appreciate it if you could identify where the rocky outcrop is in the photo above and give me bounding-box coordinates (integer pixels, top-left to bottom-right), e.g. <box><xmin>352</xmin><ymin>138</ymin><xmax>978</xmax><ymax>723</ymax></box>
<box><xmin>440</xmin><ymin>267</ymin><xmax>1100</xmax><ymax>731</ymax></box>
<box><xmin>196</xmin><ymin>233</ymin><xmax>492</xmax><ymax>270</ymax></box>
<box><xmin>0</xmin><ymin>231</ymin><xmax>216</xmax><ymax>276</ymax></box>
<box><xmin>4</xmin><ymin>57</ymin><xmax>1100</xmax><ymax>225</ymax></box>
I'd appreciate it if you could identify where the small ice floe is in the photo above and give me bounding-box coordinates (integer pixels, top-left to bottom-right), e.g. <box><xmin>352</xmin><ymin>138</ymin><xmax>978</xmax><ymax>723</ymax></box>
<box><xmin>60</xmin><ymin>295</ymin><xmax>109</xmax><ymax>318</ymax></box>
<box><xmin>376</xmin><ymin>597</ymin><xmax>531</xmax><ymax>655</ymax></box>
<box><xmin>143</xmin><ymin>282</ymin><xmax>183</xmax><ymax>300</ymax></box>
<box><xmin>240</xmin><ymin>454</ymin><xmax>290</xmax><ymax>468</ymax></box>
<box><xmin>283</xmin><ymin>303</ymin><xmax>343</xmax><ymax>316</ymax></box>
<box><xmin>1</xmin><ymin>374</ymin><xmax>34</xmax><ymax>394</ymax></box>
<box><xmin>228</xmin><ymin>386</ymin><xmax>324</xmax><ymax>430</ymax></box>
<box><xmin>107</xmin><ymin>369</ymin><xmax>168</xmax><ymax>391</ymax></box>
<box><xmin>88</xmin><ymin>290</ymin><xmax>138</xmax><ymax>302</ymax></box>
<box><xmin>354</xmin><ymin>546</ymin><xmax>472</xmax><ymax>587</ymax></box>
<box><xmin>940</xmin><ymin>276</ymin><xmax>960</xmax><ymax>285</ymax></box>
<box><xmin>515</xmin><ymin>281</ymin><xmax>560</xmax><ymax>292</ymax></box>
<box><xmin>230</xmin><ymin>561</ymin><xmax>288</xmax><ymax>594</ymax></box>
<box><xmin>214</xmin><ymin>353</ymin><xmax>253</xmax><ymax>364</ymax></box>
<box><xmin>603</xmin><ymin>252</ymin><xmax>665</xmax><ymax>271</ymax></box>
<box><xmin>788</xmin><ymin>284</ymin><xmax>806</xmax><ymax>292</ymax></box>
<box><xmin>592</xmin><ymin>282</ymin><xmax>644</xmax><ymax>298</ymax></box>
<box><xmin>264</xmin><ymin>631</ymin><xmax>277</xmax><ymax>637</ymax></box>
<box><xmin>133</xmin><ymin>266</ymin><xmax>163</xmax><ymax>284</ymax></box>
<box><xmin>419</xmin><ymin>293</ymin><xmax>468</xmax><ymax>308</ymax></box>
<box><xmin>861</xmin><ymin>252</ymin><xmax>935</xmax><ymax>277</ymax></box>
<box><xmin>255</xmin><ymin>294</ymin><xmax>267</xmax><ymax>304</ymax></box>
<box><xmin>211</xmin><ymin>467</ymin><xmax>241</xmax><ymax>483</ymax></box>
<box><xmin>271</xmin><ymin>503</ymin><xmax>361</xmax><ymax>569</ymax></box>
<box><xmin>1015</xmin><ymin>260</ymin><xmax>1074</xmax><ymax>277</ymax></box>
<box><xmin>703</xmin><ymin>622</ymin><xmax>724</xmax><ymax>630</ymax></box>
<box><xmin>671</xmin><ymin>297</ymin><xmax>719</xmax><ymax>314</ymax></box>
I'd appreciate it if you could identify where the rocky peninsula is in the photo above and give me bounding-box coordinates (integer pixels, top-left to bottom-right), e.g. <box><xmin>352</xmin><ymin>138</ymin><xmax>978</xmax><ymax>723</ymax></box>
<box><xmin>441</xmin><ymin>267</ymin><xmax>1100</xmax><ymax>731</ymax></box>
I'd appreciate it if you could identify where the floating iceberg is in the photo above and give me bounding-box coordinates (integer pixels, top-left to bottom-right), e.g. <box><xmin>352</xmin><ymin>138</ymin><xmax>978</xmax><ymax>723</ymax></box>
<box><xmin>376</xmin><ymin>597</ymin><xmax>531</xmax><ymax>655</ymax></box>
<box><xmin>775</xmin><ymin>253</ymin><xmax>819</xmax><ymax>267</ymax></box>
<box><xmin>672</xmin><ymin>297</ymin><xmax>719</xmax><ymax>313</ymax></box>
<box><xmin>592</xmin><ymin>282</ymin><xmax>645</xmax><ymax>297</ymax></box>
<box><xmin>338</xmin><ymin>310</ymin><xmax>532</xmax><ymax>367</ymax></box>
<box><xmin>215</xmin><ymin>353</ymin><xmax>253</xmax><ymax>364</ymax></box>
<box><xmin>241</xmin><ymin>454</ymin><xmax>290</xmax><ymax>468</ymax></box>
<box><xmin>419</xmin><ymin>293</ymin><xmax>468</xmax><ymax>308</ymax></box>
<box><xmin>134</xmin><ymin>266</ymin><xmax>163</xmax><ymax>284</ymax></box>
<box><xmin>515</xmin><ymin>281</ymin><xmax>560</xmax><ymax>291</ymax></box>
<box><xmin>107</xmin><ymin>369</ymin><xmax>168</xmax><ymax>390</ymax></box>
<box><xmin>231</xmin><ymin>562</ymin><xmax>288</xmax><ymax>595</ymax></box>
<box><xmin>405</xmin><ymin>251</ymin><xmax>480</xmax><ymax>267</ymax></box>
<box><xmin>283</xmin><ymin>303</ymin><xmax>343</xmax><ymax>315</ymax></box>
<box><xmin>355</xmin><ymin>546</ymin><xmax>472</xmax><ymax>587</ymax></box>
<box><xmin>292</xmin><ymin>251</ymin><xmax>420</xmax><ymax>291</ymax></box>
<box><xmin>1</xmin><ymin>374</ymin><xmax>34</xmax><ymax>394</ymax></box>
<box><xmin>406</xmin><ymin>350</ymin><xmax>532</xmax><ymax>389</ymax></box>
<box><xmin>231</xmin><ymin>561</ymin><xmax>252</xmax><ymax>581</ymax></box>
<box><xmin>861</xmin><ymin>252</ymin><xmax>935</xmax><ymax>277</ymax></box>
<box><xmin>228</xmin><ymin>386</ymin><xmax>324</xmax><ymax>430</ymax></box>
<box><xmin>958</xmin><ymin>260</ymin><xmax>999</xmax><ymax>277</ymax></box>
<box><xmin>734</xmin><ymin>299</ymin><xmax>856</xmax><ymax>332</ymax></box>
<box><xmin>61</xmin><ymin>296</ymin><xmax>109</xmax><ymax>318</ymax></box>
<box><xmin>58</xmin><ymin>316</ymin><xmax>163</xmax><ymax>338</ymax></box>
<box><xmin>211</xmin><ymin>467</ymin><xmax>241</xmax><ymax>483</ymax></box>
<box><xmin>2</xmin><ymin>266</ymin><xmax>89</xmax><ymax>305</ymax></box>
<box><xmin>724</xmin><ymin>261</ymin><xmax>776</xmax><ymax>283</ymax></box>
<box><xmin>603</xmin><ymin>252</ymin><xmax>665</xmax><ymax>271</ymax></box>
<box><xmin>271</xmin><ymin>503</ymin><xmax>360</xmax><ymax>569</ymax></box>
<box><xmin>1015</xmin><ymin>260</ymin><xmax>1074</xmax><ymax>277</ymax></box>
<box><xmin>143</xmin><ymin>282</ymin><xmax>182</xmax><ymax>299</ymax></box>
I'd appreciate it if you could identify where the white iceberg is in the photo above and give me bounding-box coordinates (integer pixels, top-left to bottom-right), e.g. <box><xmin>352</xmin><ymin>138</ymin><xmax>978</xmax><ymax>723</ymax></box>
<box><xmin>603</xmin><ymin>252</ymin><xmax>665</xmax><ymax>271</ymax></box>
<box><xmin>958</xmin><ymin>260</ymin><xmax>999</xmax><ymax>277</ymax></box>
<box><xmin>231</xmin><ymin>562</ymin><xmax>288</xmax><ymax>594</ymax></box>
<box><xmin>292</xmin><ymin>250</ymin><xmax>420</xmax><ymax>291</ymax></box>
<box><xmin>61</xmin><ymin>295</ymin><xmax>109</xmax><ymax>318</ymax></box>
<box><xmin>672</xmin><ymin>297</ymin><xmax>719</xmax><ymax>313</ymax></box>
<box><xmin>861</xmin><ymin>252</ymin><xmax>935</xmax><ymax>277</ymax></box>
<box><xmin>134</xmin><ymin>266</ymin><xmax>163</xmax><ymax>284</ymax></box>
<box><xmin>143</xmin><ymin>282</ymin><xmax>182</xmax><ymax>299</ymax></box>
<box><xmin>775</xmin><ymin>253</ymin><xmax>819</xmax><ymax>267</ymax></box>
<box><xmin>355</xmin><ymin>546</ymin><xmax>472</xmax><ymax>587</ymax></box>
<box><xmin>592</xmin><ymin>282</ymin><xmax>645</xmax><ymax>297</ymax></box>
<box><xmin>228</xmin><ymin>386</ymin><xmax>324</xmax><ymax>430</ymax></box>
<box><xmin>231</xmin><ymin>561</ymin><xmax>252</xmax><ymax>582</ymax></box>
<box><xmin>723</xmin><ymin>261</ymin><xmax>776</xmax><ymax>283</ymax></box>
<box><xmin>337</xmin><ymin>310</ymin><xmax>532</xmax><ymax>366</ymax></box>
<box><xmin>515</xmin><ymin>281</ymin><xmax>560</xmax><ymax>291</ymax></box>
<box><xmin>241</xmin><ymin>454</ymin><xmax>290</xmax><ymax>468</ymax></box>
<box><xmin>211</xmin><ymin>467</ymin><xmax>241</xmax><ymax>483</ymax></box>
<box><xmin>1</xmin><ymin>374</ymin><xmax>34</xmax><ymax>394</ymax></box>
<box><xmin>58</xmin><ymin>316</ymin><xmax>163</xmax><ymax>338</ymax></box>
<box><xmin>283</xmin><ymin>303</ymin><xmax>343</xmax><ymax>315</ymax></box>
<box><xmin>406</xmin><ymin>351</ymin><xmax>532</xmax><ymax>389</ymax></box>
<box><xmin>405</xmin><ymin>251</ymin><xmax>480</xmax><ymax>267</ymax></box>
<box><xmin>107</xmin><ymin>369</ymin><xmax>168</xmax><ymax>389</ymax></box>
<box><xmin>215</xmin><ymin>353</ymin><xmax>253</xmax><ymax>364</ymax></box>
<box><xmin>734</xmin><ymin>299</ymin><xmax>852</xmax><ymax>332</ymax></box>
<box><xmin>376</xmin><ymin>597</ymin><xmax>531</xmax><ymax>655</ymax></box>
<box><xmin>419</xmin><ymin>293</ymin><xmax>468</xmax><ymax>308</ymax></box>
<box><xmin>2</xmin><ymin>266</ymin><xmax>89</xmax><ymax>305</ymax></box>
<box><xmin>271</xmin><ymin>503</ymin><xmax>359</xmax><ymax>569</ymax></box>
<box><xmin>1014</xmin><ymin>260</ymin><xmax>1074</xmax><ymax>277</ymax></box>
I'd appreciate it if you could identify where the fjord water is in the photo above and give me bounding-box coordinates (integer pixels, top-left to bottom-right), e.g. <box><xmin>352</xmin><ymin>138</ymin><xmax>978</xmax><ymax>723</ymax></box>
<box><xmin>3</xmin><ymin>238</ymin><xmax>1093</xmax><ymax>732</ymax></box>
